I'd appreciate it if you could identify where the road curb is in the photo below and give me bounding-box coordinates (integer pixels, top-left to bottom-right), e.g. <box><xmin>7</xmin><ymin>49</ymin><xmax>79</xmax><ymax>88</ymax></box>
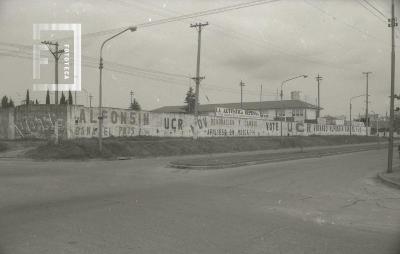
<box><xmin>377</xmin><ymin>172</ymin><xmax>400</xmax><ymax>190</ymax></box>
<box><xmin>168</xmin><ymin>147</ymin><xmax>381</xmax><ymax>170</ymax></box>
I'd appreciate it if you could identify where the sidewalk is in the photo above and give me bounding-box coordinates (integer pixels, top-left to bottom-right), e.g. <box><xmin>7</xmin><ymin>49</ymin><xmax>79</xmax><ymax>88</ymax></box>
<box><xmin>378</xmin><ymin>171</ymin><xmax>400</xmax><ymax>189</ymax></box>
<box><xmin>169</xmin><ymin>142</ymin><xmax>387</xmax><ymax>170</ymax></box>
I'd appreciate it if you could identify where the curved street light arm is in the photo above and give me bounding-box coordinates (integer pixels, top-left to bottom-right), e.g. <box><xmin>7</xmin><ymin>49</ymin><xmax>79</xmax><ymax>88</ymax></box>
<box><xmin>99</xmin><ymin>26</ymin><xmax>137</xmax><ymax>59</ymax></box>
<box><xmin>350</xmin><ymin>94</ymin><xmax>369</xmax><ymax>103</ymax></box>
<box><xmin>281</xmin><ymin>75</ymin><xmax>308</xmax><ymax>89</ymax></box>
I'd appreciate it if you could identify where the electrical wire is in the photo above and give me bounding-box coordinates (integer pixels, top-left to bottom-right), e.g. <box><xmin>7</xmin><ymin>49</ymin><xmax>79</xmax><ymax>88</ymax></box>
<box><xmin>61</xmin><ymin>0</ymin><xmax>282</xmax><ymax>42</ymax></box>
<box><xmin>361</xmin><ymin>0</ymin><xmax>388</xmax><ymax>18</ymax></box>
<box><xmin>356</xmin><ymin>0</ymin><xmax>387</xmax><ymax>23</ymax></box>
<box><xmin>303</xmin><ymin>0</ymin><xmax>393</xmax><ymax>45</ymax></box>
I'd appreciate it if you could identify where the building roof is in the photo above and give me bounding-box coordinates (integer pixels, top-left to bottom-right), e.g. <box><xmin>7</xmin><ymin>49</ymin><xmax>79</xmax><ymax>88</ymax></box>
<box><xmin>152</xmin><ymin>100</ymin><xmax>320</xmax><ymax>114</ymax></box>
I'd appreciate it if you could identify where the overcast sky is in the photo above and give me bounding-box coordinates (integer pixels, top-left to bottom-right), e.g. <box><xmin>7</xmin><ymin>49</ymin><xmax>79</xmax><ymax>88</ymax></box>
<box><xmin>0</xmin><ymin>0</ymin><xmax>399</xmax><ymax>117</ymax></box>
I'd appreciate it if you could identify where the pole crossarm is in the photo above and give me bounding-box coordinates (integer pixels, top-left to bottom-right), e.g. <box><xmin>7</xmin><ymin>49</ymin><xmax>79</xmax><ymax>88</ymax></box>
<box><xmin>190</xmin><ymin>22</ymin><xmax>209</xmax><ymax>30</ymax></box>
<box><xmin>191</xmin><ymin>76</ymin><xmax>205</xmax><ymax>82</ymax></box>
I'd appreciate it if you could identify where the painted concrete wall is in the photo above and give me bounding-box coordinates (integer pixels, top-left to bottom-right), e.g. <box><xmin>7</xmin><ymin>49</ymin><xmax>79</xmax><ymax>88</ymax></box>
<box><xmin>67</xmin><ymin>106</ymin><xmax>148</xmax><ymax>138</ymax></box>
<box><xmin>14</xmin><ymin>105</ymin><xmax>67</xmax><ymax>139</ymax></box>
<box><xmin>69</xmin><ymin>106</ymin><xmax>367</xmax><ymax>138</ymax></box>
<box><xmin>0</xmin><ymin>105</ymin><xmax>368</xmax><ymax>140</ymax></box>
<box><xmin>0</xmin><ymin>109</ymin><xmax>15</xmax><ymax>139</ymax></box>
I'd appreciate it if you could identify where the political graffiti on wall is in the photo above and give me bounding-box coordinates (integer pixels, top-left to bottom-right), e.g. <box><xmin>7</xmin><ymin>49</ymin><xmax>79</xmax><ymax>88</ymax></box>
<box><xmin>68</xmin><ymin>106</ymin><xmax>150</xmax><ymax>138</ymax></box>
<box><xmin>69</xmin><ymin>106</ymin><xmax>368</xmax><ymax>138</ymax></box>
<box><xmin>1</xmin><ymin>105</ymin><xmax>368</xmax><ymax>140</ymax></box>
<box><xmin>13</xmin><ymin>105</ymin><xmax>66</xmax><ymax>139</ymax></box>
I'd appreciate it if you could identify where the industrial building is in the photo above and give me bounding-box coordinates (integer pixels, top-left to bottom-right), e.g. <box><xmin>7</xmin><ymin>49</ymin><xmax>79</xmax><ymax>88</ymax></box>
<box><xmin>152</xmin><ymin>99</ymin><xmax>320</xmax><ymax>123</ymax></box>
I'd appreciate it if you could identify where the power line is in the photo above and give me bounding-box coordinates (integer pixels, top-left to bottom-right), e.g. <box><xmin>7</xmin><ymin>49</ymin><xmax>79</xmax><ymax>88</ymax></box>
<box><xmin>359</xmin><ymin>0</ymin><xmax>400</xmax><ymax>37</ymax></box>
<box><xmin>356</xmin><ymin>0</ymin><xmax>387</xmax><ymax>23</ymax></box>
<box><xmin>361</xmin><ymin>0</ymin><xmax>388</xmax><ymax>18</ymax></box>
<box><xmin>0</xmin><ymin>45</ymin><xmax>308</xmax><ymax>98</ymax></box>
<box><xmin>106</xmin><ymin>0</ymin><xmax>296</xmax><ymax>57</ymax></box>
<box><xmin>0</xmin><ymin>42</ymin><xmax>190</xmax><ymax>79</ymax></box>
<box><xmin>63</xmin><ymin>0</ymin><xmax>282</xmax><ymax>42</ymax></box>
<box><xmin>303</xmin><ymin>0</ymin><xmax>390</xmax><ymax>44</ymax></box>
<box><xmin>83</xmin><ymin>55</ymin><xmax>190</xmax><ymax>79</ymax></box>
<box><xmin>1</xmin><ymin>46</ymin><xmax>278</xmax><ymax>98</ymax></box>
<box><xmin>0</xmin><ymin>48</ymin><xmax>190</xmax><ymax>87</ymax></box>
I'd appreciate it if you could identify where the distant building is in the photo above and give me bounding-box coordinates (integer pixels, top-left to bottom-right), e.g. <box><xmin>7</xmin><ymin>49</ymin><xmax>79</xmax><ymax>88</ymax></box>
<box><xmin>152</xmin><ymin>99</ymin><xmax>320</xmax><ymax>122</ymax></box>
<box><xmin>290</xmin><ymin>91</ymin><xmax>301</xmax><ymax>101</ymax></box>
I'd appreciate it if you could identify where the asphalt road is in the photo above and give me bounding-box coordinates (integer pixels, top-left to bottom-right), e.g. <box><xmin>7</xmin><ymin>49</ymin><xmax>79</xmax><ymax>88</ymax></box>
<box><xmin>0</xmin><ymin>149</ymin><xmax>399</xmax><ymax>254</ymax></box>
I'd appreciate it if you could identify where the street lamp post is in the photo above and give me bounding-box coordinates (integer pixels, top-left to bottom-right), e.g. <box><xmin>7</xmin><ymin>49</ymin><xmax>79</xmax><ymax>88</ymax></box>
<box><xmin>98</xmin><ymin>26</ymin><xmax>137</xmax><ymax>152</ymax></box>
<box><xmin>349</xmin><ymin>95</ymin><xmax>366</xmax><ymax>136</ymax></box>
<box><xmin>82</xmin><ymin>88</ymin><xmax>90</xmax><ymax>107</ymax></box>
<box><xmin>280</xmin><ymin>75</ymin><xmax>308</xmax><ymax>136</ymax></box>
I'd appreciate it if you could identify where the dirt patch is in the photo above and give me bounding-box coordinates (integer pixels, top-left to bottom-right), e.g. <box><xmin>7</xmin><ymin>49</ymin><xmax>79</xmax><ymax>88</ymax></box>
<box><xmin>0</xmin><ymin>142</ymin><xmax>8</xmax><ymax>152</ymax></box>
<box><xmin>24</xmin><ymin>136</ymin><xmax>385</xmax><ymax>160</ymax></box>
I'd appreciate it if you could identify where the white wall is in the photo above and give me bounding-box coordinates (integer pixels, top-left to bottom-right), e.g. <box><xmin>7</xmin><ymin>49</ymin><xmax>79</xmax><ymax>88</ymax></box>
<box><xmin>66</xmin><ymin>106</ymin><xmax>367</xmax><ymax>139</ymax></box>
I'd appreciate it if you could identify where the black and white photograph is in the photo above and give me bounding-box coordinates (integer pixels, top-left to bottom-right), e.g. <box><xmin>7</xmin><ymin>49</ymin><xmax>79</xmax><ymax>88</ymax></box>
<box><xmin>0</xmin><ymin>0</ymin><xmax>399</xmax><ymax>253</ymax></box>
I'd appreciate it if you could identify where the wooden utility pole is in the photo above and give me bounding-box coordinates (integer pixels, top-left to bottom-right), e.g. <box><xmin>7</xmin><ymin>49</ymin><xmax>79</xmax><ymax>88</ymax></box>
<box><xmin>89</xmin><ymin>94</ymin><xmax>93</xmax><ymax>108</ymax></box>
<box><xmin>316</xmin><ymin>74</ymin><xmax>323</xmax><ymax>118</ymax></box>
<box><xmin>363</xmin><ymin>71</ymin><xmax>371</xmax><ymax>136</ymax></box>
<box><xmin>41</xmin><ymin>41</ymin><xmax>64</xmax><ymax>105</ymax></box>
<box><xmin>388</xmin><ymin>0</ymin><xmax>397</xmax><ymax>173</ymax></box>
<box><xmin>130</xmin><ymin>90</ymin><xmax>134</xmax><ymax>107</ymax></box>
<box><xmin>240</xmin><ymin>80</ymin><xmax>245</xmax><ymax>108</ymax></box>
<box><xmin>190</xmin><ymin>22</ymin><xmax>208</xmax><ymax>140</ymax></box>
<box><xmin>259</xmin><ymin>84</ymin><xmax>263</xmax><ymax>112</ymax></box>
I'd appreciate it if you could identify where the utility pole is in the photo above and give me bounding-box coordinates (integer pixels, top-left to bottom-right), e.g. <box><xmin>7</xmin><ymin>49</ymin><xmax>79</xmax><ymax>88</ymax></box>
<box><xmin>239</xmin><ymin>80</ymin><xmax>245</xmax><ymax>108</ymax></box>
<box><xmin>41</xmin><ymin>41</ymin><xmax>64</xmax><ymax>105</ymax></box>
<box><xmin>259</xmin><ymin>84</ymin><xmax>263</xmax><ymax>113</ymax></box>
<box><xmin>130</xmin><ymin>90</ymin><xmax>134</xmax><ymax>108</ymax></box>
<box><xmin>316</xmin><ymin>74</ymin><xmax>323</xmax><ymax>118</ymax></box>
<box><xmin>388</xmin><ymin>0</ymin><xmax>397</xmax><ymax>173</ymax></box>
<box><xmin>363</xmin><ymin>72</ymin><xmax>371</xmax><ymax>136</ymax></box>
<box><xmin>350</xmin><ymin>101</ymin><xmax>352</xmax><ymax>136</ymax></box>
<box><xmin>89</xmin><ymin>94</ymin><xmax>93</xmax><ymax>108</ymax></box>
<box><xmin>190</xmin><ymin>22</ymin><xmax>208</xmax><ymax>140</ymax></box>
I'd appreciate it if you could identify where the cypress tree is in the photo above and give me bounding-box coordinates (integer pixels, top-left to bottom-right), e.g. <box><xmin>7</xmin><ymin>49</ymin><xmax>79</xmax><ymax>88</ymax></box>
<box><xmin>130</xmin><ymin>99</ymin><xmax>141</xmax><ymax>110</ymax></box>
<box><xmin>68</xmin><ymin>90</ymin><xmax>73</xmax><ymax>105</ymax></box>
<box><xmin>1</xmin><ymin>96</ymin><xmax>8</xmax><ymax>108</ymax></box>
<box><xmin>60</xmin><ymin>92</ymin><xmax>66</xmax><ymax>104</ymax></box>
<box><xmin>46</xmin><ymin>90</ymin><xmax>50</xmax><ymax>104</ymax></box>
<box><xmin>8</xmin><ymin>99</ymin><xmax>14</xmax><ymax>108</ymax></box>
<box><xmin>25</xmin><ymin>89</ymin><xmax>30</xmax><ymax>105</ymax></box>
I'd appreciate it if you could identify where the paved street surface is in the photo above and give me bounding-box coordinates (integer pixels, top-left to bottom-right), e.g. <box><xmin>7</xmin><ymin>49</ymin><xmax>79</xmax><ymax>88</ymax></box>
<box><xmin>170</xmin><ymin>142</ymin><xmax>386</xmax><ymax>168</ymax></box>
<box><xmin>0</xmin><ymin>149</ymin><xmax>399</xmax><ymax>254</ymax></box>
